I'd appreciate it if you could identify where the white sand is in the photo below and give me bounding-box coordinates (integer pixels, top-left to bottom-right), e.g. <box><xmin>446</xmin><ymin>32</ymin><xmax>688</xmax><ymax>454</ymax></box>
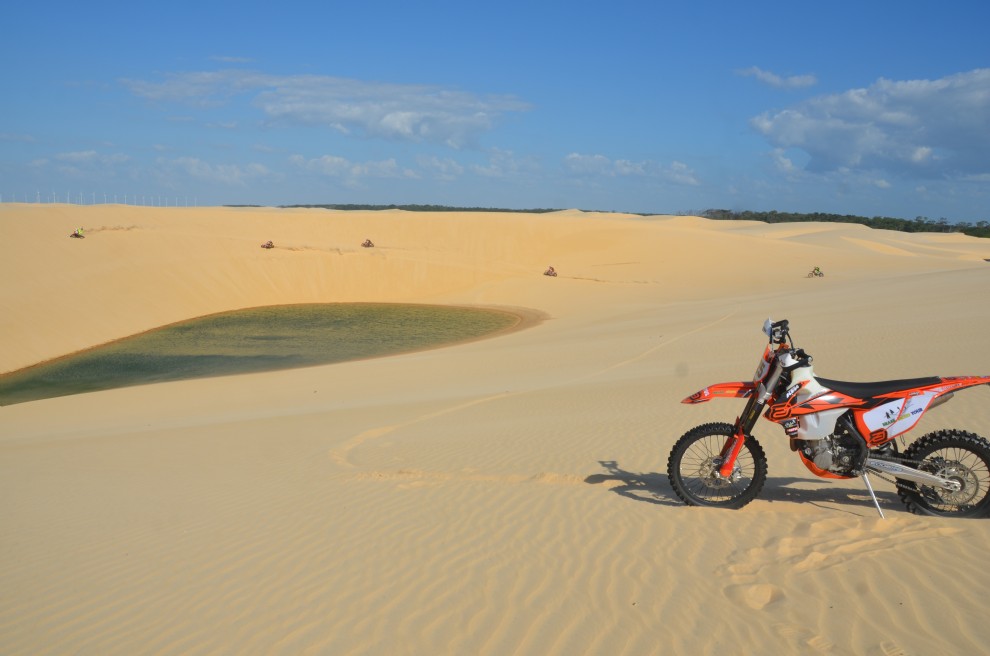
<box><xmin>2</xmin><ymin>204</ymin><xmax>990</xmax><ymax>655</ymax></box>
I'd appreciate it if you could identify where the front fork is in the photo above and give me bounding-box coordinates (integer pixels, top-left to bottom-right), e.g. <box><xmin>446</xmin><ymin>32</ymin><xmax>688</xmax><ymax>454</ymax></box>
<box><xmin>717</xmin><ymin>363</ymin><xmax>782</xmax><ymax>478</ymax></box>
<box><xmin>718</xmin><ymin>423</ymin><xmax>749</xmax><ymax>478</ymax></box>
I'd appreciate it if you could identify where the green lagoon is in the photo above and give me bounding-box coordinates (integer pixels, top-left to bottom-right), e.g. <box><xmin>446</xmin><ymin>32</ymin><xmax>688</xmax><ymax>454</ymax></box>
<box><xmin>0</xmin><ymin>304</ymin><xmax>518</xmax><ymax>406</ymax></box>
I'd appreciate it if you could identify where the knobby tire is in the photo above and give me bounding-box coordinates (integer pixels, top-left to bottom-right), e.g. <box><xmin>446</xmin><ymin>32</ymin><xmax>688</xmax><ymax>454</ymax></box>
<box><xmin>897</xmin><ymin>429</ymin><xmax>990</xmax><ymax>518</ymax></box>
<box><xmin>667</xmin><ymin>422</ymin><xmax>768</xmax><ymax>509</ymax></box>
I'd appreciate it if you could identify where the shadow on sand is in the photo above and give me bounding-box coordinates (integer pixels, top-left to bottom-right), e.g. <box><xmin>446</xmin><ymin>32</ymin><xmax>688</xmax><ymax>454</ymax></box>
<box><xmin>584</xmin><ymin>460</ymin><xmax>682</xmax><ymax>507</ymax></box>
<box><xmin>585</xmin><ymin>459</ymin><xmax>903</xmax><ymax>515</ymax></box>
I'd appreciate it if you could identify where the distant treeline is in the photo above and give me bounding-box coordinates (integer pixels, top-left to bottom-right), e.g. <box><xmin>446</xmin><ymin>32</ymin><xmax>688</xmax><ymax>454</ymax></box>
<box><xmin>701</xmin><ymin>209</ymin><xmax>990</xmax><ymax>239</ymax></box>
<box><xmin>227</xmin><ymin>203</ymin><xmax>990</xmax><ymax>239</ymax></box>
<box><xmin>281</xmin><ymin>203</ymin><xmax>561</xmax><ymax>214</ymax></box>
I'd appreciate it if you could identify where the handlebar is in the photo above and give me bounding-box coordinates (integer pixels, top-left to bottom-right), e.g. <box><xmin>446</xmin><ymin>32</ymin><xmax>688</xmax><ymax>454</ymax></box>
<box><xmin>763</xmin><ymin>318</ymin><xmax>790</xmax><ymax>344</ymax></box>
<box><xmin>763</xmin><ymin>319</ymin><xmax>813</xmax><ymax>367</ymax></box>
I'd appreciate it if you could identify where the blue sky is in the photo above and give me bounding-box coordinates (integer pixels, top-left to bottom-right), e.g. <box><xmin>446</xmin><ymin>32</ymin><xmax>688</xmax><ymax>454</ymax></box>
<box><xmin>2</xmin><ymin>1</ymin><xmax>988</xmax><ymax>221</ymax></box>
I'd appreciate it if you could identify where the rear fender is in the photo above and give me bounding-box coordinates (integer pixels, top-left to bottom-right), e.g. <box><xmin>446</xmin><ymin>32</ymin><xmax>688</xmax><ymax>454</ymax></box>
<box><xmin>682</xmin><ymin>382</ymin><xmax>757</xmax><ymax>404</ymax></box>
<box><xmin>932</xmin><ymin>375</ymin><xmax>990</xmax><ymax>394</ymax></box>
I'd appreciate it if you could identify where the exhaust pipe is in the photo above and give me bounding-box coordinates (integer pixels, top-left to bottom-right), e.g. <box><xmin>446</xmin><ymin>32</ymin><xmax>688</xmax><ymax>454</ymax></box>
<box><xmin>928</xmin><ymin>391</ymin><xmax>954</xmax><ymax>410</ymax></box>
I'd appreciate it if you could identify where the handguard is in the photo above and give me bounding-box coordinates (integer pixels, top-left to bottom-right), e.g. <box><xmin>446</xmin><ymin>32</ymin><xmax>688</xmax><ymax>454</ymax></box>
<box><xmin>682</xmin><ymin>381</ymin><xmax>757</xmax><ymax>404</ymax></box>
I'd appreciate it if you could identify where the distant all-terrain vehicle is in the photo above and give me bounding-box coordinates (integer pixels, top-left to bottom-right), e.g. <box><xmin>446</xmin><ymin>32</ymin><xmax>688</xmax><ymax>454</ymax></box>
<box><xmin>261</xmin><ymin>240</ymin><xmax>274</xmax><ymax>249</ymax></box>
<box><xmin>807</xmin><ymin>266</ymin><xmax>824</xmax><ymax>278</ymax></box>
<box><xmin>69</xmin><ymin>228</ymin><xmax>84</xmax><ymax>239</ymax></box>
<box><xmin>544</xmin><ymin>266</ymin><xmax>557</xmax><ymax>277</ymax></box>
<box><xmin>362</xmin><ymin>239</ymin><xmax>375</xmax><ymax>248</ymax></box>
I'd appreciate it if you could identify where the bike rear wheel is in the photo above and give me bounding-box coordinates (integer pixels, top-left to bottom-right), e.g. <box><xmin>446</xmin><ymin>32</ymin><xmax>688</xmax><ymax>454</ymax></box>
<box><xmin>667</xmin><ymin>422</ymin><xmax>767</xmax><ymax>509</ymax></box>
<box><xmin>897</xmin><ymin>430</ymin><xmax>990</xmax><ymax>517</ymax></box>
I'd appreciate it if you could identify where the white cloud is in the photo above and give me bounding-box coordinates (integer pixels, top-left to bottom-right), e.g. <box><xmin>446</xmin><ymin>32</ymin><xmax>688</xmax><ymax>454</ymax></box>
<box><xmin>666</xmin><ymin>161</ymin><xmax>700</xmax><ymax>186</ymax></box>
<box><xmin>751</xmin><ymin>68</ymin><xmax>990</xmax><ymax>179</ymax></box>
<box><xmin>55</xmin><ymin>151</ymin><xmax>130</xmax><ymax>165</ymax></box>
<box><xmin>564</xmin><ymin>153</ymin><xmax>700</xmax><ymax>185</ymax></box>
<box><xmin>349</xmin><ymin>159</ymin><xmax>415</xmax><ymax>179</ymax></box>
<box><xmin>44</xmin><ymin>150</ymin><xmax>131</xmax><ymax>177</ymax></box>
<box><xmin>738</xmin><ymin>66</ymin><xmax>817</xmax><ymax>89</ymax></box>
<box><xmin>122</xmin><ymin>70</ymin><xmax>530</xmax><ymax>148</ymax></box>
<box><xmin>563</xmin><ymin>153</ymin><xmax>613</xmax><ymax>176</ymax></box>
<box><xmin>614</xmin><ymin>159</ymin><xmax>649</xmax><ymax>176</ymax></box>
<box><xmin>290</xmin><ymin>154</ymin><xmax>350</xmax><ymax>177</ymax></box>
<box><xmin>771</xmin><ymin>148</ymin><xmax>797</xmax><ymax>174</ymax></box>
<box><xmin>289</xmin><ymin>154</ymin><xmax>418</xmax><ymax>183</ymax></box>
<box><xmin>417</xmin><ymin>156</ymin><xmax>464</xmax><ymax>181</ymax></box>
<box><xmin>211</xmin><ymin>55</ymin><xmax>253</xmax><ymax>64</ymax></box>
<box><xmin>122</xmin><ymin>70</ymin><xmax>265</xmax><ymax>106</ymax></box>
<box><xmin>0</xmin><ymin>132</ymin><xmax>35</xmax><ymax>142</ymax></box>
<box><xmin>470</xmin><ymin>148</ymin><xmax>538</xmax><ymax>178</ymax></box>
<box><xmin>160</xmin><ymin>157</ymin><xmax>270</xmax><ymax>186</ymax></box>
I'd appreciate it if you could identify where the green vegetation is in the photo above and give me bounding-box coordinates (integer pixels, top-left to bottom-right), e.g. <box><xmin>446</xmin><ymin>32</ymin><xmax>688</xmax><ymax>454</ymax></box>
<box><xmin>700</xmin><ymin>209</ymin><xmax>990</xmax><ymax>239</ymax></box>
<box><xmin>229</xmin><ymin>203</ymin><xmax>989</xmax><ymax>239</ymax></box>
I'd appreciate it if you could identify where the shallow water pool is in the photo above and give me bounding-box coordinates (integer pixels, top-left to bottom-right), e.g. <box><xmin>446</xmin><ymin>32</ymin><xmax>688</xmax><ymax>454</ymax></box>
<box><xmin>0</xmin><ymin>303</ymin><xmax>519</xmax><ymax>405</ymax></box>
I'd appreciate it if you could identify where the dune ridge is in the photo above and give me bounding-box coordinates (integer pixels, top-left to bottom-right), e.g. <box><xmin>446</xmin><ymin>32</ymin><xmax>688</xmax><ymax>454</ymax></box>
<box><xmin>2</xmin><ymin>204</ymin><xmax>990</xmax><ymax>655</ymax></box>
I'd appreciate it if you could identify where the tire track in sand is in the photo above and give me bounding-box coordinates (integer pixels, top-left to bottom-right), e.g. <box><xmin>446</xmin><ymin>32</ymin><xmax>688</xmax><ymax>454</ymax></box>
<box><xmin>329</xmin><ymin>310</ymin><xmax>737</xmax><ymax>469</ymax></box>
<box><xmin>329</xmin><ymin>391</ymin><xmax>517</xmax><ymax>468</ymax></box>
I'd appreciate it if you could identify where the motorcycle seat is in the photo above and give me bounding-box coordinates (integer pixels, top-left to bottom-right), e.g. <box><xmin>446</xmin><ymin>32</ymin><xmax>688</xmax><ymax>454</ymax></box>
<box><xmin>815</xmin><ymin>376</ymin><xmax>941</xmax><ymax>398</ymax></box>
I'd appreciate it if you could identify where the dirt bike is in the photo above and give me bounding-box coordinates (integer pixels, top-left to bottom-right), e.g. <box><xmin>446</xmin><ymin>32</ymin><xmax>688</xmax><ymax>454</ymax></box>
<box><xmin>807</xmin><ymin>268</ymin><xmax>824</xmax><ymax>277</ymax></box>
<box><xmin>667</xmin><ymin>319</ymin><xmax>990</xmax><ymax>517</ymax></box>
<box><xmin>261</xmin><ymin>240</ymin><xmax>274</xmax><ymax>249</ymax></box>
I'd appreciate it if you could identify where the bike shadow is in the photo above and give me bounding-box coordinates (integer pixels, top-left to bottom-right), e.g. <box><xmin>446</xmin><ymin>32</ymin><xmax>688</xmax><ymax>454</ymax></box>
<box><xmin>585</xmin><ymin>460</ymin><xmax>903</xmax><ymax>514</ymax></box>
<box><xmin>760</xmin><ymin>476</ymin><xmax>902</xmax><ymax>514</ymax></box>
<box><xmin>584</xmin><ymin>460</ymin><xmax>682</xmax><ymax>506</ymax></box>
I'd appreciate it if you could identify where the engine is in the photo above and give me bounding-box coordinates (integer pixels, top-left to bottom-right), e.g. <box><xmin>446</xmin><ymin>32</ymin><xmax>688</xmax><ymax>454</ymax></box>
<box><xmin>791</xmin><ymin>424</ymin><xmax>866</xmax><ymax>477</ymax></box>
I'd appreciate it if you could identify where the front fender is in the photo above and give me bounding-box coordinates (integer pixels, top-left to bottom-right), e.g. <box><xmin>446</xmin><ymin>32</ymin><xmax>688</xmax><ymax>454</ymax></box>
<box><xmin>682</xmin><ymin>381</ymin><xmax>756</xmax><ymax>404</ymax></box>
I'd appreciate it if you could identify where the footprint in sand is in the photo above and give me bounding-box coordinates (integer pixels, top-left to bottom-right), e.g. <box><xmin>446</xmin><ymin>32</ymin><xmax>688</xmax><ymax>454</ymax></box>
<box><xmin>723</xmin><ymin>582</ymin><xmax>783</xmax><ymax>610</ymax></box>
<box><xmin>773</xmin><ymin>623</ymin><xmax>834</xmax><ymax>653</ymax></box>
<box><xmin>717</xmin><ymin>517</ymin><xmax>961</xmax><ymax>584</ymax></box>
<box><xmin>877</xmin><ymin>640</ymin><xmax>909</xmax><ymax>656</ymax></box>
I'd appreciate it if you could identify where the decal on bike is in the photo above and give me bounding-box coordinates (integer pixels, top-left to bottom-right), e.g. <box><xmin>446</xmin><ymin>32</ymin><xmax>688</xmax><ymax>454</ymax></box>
<box><xmin>683</xmin><ymin>382</ymin><xmax>755</xmax><ymax>404</ymax></box>
<box><xmin>669</xmin><ymin>318</ymin><xmax>990</xmax><ymax>518</ymax></box>
<box><xmin>886</xmin><ymin>392</ymin><xmax>934</xmax><ymax>437</ymax></box>
<box><xmin>863</xmin><ymin>400</ymin><xmax>906</xmax><ymax>432</ymax></box>
<box><xmin>766</xmin><ymin>404</ymin><xmax>793</xmax><ymax>422</ymax></box>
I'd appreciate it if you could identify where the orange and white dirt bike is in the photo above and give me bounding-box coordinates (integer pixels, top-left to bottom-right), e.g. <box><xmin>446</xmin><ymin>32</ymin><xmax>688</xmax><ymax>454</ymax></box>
<box><xmin>667</xmin><ymin>319</ymin><xmax>990</xmax><ymax>518</ymax></box>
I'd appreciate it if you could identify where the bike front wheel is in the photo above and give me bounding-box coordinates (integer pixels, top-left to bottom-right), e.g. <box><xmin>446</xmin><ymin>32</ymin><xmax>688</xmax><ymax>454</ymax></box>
<box><xmin>667</xmin><ymin>422</ymin><xmax>767</xmax><ymax>509</ymax></box>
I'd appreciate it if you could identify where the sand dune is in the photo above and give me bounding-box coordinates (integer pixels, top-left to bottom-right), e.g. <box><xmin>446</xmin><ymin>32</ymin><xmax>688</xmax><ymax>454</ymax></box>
<box><xmin>2</xmin><ymin>204</ymin><xmax>990</xmax><ymax>655</ymax></box>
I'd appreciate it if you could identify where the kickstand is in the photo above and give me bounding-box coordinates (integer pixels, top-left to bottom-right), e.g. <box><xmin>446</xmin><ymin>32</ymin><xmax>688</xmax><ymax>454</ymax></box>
<box><xmin>861</xmin><ymin>472</ymin><xmax>885</xmax><ymax>519</ymax></box>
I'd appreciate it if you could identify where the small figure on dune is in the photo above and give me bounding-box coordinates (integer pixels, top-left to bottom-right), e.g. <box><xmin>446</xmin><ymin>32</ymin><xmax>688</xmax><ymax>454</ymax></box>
<box><xmin>69</xmin><ymin>227</ymin><xmax>85</xmax><ymax>239</ymax></box>
<box><xmin>807</xmin><ymin>266</ymin><xmax>824</xmax><ymax>278</ymax></box>
<box><xmin>261</xmin><ymin>240</ymin><xmax>274</xmax><ymax>249</ymax></box>
<box><xmin>361</xmin><ymin>239</ymin><xmax>375</xmax><ymax>248</ymax></box>
<box><xmin>544</xmin><ymin>265</ymin><xmax>557</xmax><ymax>277</ymax></box>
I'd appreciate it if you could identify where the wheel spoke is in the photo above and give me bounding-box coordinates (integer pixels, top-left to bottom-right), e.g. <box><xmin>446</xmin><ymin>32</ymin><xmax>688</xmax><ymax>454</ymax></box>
<box><xmin>899</xmin><ymin>430</ymin><xmax>990</xmax><ymax>517</ymax></box>
<box><xmin>669</xmin><ymin>424</ymin><xmax>766</xmax><ymax>507</ymax></box>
